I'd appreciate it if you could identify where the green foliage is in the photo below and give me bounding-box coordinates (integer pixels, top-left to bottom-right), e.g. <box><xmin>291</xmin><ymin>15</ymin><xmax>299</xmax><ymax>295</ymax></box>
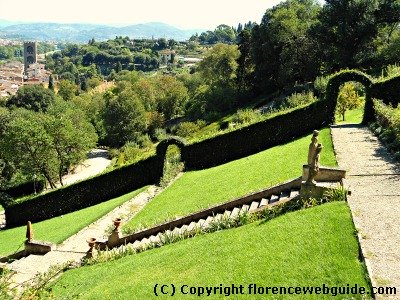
<box><xmin>311</xmin><ymin>0</ymin><xmax>380</xmax><ymax>71</ymax></box>
<box><xmin>231</xmin><ymin>109</ymin><xmax>261</xmax><ymax>125</ymax></box>
<box><xmin>159</xmin><ymin>144</ymin><xmax>184</xmax><ymax>187</ymax></box>
<box><xmin>198</xmin><ymin>44</ymin><xmax>239</xmax><ymax>87</ymax></box>
<box><xmin>4</xmin><ymin>155</ymin><xmax>162</xmax><ymax>228</ymax></box>
<box><xmin>6</xmin><ymin>85</ymin><xmax>56</xmax><ymax>112</ymax></box>
<box><xmin>0</xmin><ymin>102</ymin><xmax>97</xmax><ymax>188</ymax></box>
<box><xmin>252</xmin><ymin>0</ymin><xmax>321</xmax><ymax>92</ymax></box>
<box><xmin>103</xmin><ymin>89</ymin><xmax>147</xmax><ymax>147</ymax></box>
<box><xmin>279</xmin><ymin>91</ymin><xmax>317</xmax><ymax>110</ymax></box>
<box><xmin>371</xmin><ymin>100</ymin><xmax>400</xmax><ymax>160</ymax></box>
<box><xmin>324</xmin><ymin>69</ymin><xmax>373</xmax><ymax>124</ymax></box>
<box><xmin>175</xmin><ymin>122</ymin><xmax>201</xmax><ymax>138</ymax></box>
<box><xmin>336</xmin><ymin>82</ymin><xmax>364</xmax><ymax>121</ymax></box>
<box><xmin>58</xmin><ymin>79</ymin><xmax>78</xmax><ymax>101</ymax></box>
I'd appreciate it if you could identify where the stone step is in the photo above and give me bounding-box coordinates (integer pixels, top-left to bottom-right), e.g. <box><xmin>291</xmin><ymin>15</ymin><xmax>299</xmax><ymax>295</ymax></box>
<box><xmin>203</xmin><ymin>216</ymin><xmax>214</xmax><ymax>227</ymax></box>
<box><xmin>197</xmin><ymin>219</ymin><xmax>206</xmax><ymax>228</ymax></box>
<box><xmin>241</xmin><ymin>204</ymin><xmax>250</xmax><ymax>213</ymax></box>
<box><xmin>290</xmin><ymin>189</ymin><xmax>300</xmax><ymax>198</ymax></box>
<box><xmin>269</xmin><ymin>195</ymin><xmax>280</xmax><ymax>204</ymax></box>
<box><xmin>187</xmin><ymin>222</ymin><xmax>197</xmax><ymax>231</ymax></box>
<box><xmin>260</xmin><ymin>198</ymin><xmax>268</xmax><ymax>207</ymax></box>
<box><xmin>230</xmin><ymin>207</ymin><xmax>241</xmax><ymax>218</ymax></box>
<box><xmin>249</xmin><ymin>201</ymin><xmax>260</xmax><ymax>212</ymax></box>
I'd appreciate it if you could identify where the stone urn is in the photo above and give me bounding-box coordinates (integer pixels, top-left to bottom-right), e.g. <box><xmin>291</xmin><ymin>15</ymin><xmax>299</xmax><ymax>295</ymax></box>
<box><xmin>113</xmin><ymin>218</ymin><xmax>122</xmax><ymax>230</ymax></box>
<box><xmin>87</xmin><ymin>237</ymin><xmax>97</xmax><ymax>249</ymax></box>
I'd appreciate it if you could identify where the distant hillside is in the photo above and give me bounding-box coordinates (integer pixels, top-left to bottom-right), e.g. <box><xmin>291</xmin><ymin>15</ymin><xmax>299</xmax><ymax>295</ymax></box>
<box><xmin>0</xmin><ymin>22</ymin><xmax>202</xmax><ymax>42</ymax></box>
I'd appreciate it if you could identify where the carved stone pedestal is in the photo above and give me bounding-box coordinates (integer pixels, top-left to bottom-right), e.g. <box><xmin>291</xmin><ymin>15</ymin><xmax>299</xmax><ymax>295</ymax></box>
<box><xmin>299</xmin><ymin>181</ymin><xmax>340</xmax><ymax>199</ymax></box>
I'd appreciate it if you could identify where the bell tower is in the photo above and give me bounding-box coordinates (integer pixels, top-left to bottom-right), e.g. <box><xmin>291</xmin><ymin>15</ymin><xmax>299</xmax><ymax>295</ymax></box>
<box><xmin>23</xmin><ymin>41</ymin><xmax>37</xmax><ymax>73</ymax></box>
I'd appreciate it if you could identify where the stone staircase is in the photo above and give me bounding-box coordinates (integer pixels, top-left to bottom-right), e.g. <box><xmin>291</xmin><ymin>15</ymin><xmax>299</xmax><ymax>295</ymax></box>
<box><xmin>99</xmin><ymin>178</ymin><xmax>302</xmax><ymax>253</ymax></box>
<box><xmin>4</xmin><ymin>178</ymin><xmax>302</xmax><ymax>288</ymax></box>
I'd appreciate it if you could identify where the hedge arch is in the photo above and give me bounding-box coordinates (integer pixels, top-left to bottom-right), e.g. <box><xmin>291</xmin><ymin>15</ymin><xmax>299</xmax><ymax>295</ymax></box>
<box><xmin>325</xmin><ymin>70</ymin><xmax>373</xmax><ymax>124</ymax></box>
<box><xmin>156</xmin><ymin>136</ymin><xmax>186</xmax><ymax>160</ymax></box>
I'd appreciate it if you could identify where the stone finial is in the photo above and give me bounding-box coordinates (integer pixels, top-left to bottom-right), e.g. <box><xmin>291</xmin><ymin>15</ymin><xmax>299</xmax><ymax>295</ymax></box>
<box><xmin>26</xmin><ymin>221</ymin><xmax>33</xmax><ymax>242</ymax></box>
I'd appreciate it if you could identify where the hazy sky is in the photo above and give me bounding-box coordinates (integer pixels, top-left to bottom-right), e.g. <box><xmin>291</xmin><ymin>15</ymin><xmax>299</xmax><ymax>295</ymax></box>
<box><xmin>0</xmin><ymin>0</ymin><xmax>283</xmax><ymax>29</ymax></box>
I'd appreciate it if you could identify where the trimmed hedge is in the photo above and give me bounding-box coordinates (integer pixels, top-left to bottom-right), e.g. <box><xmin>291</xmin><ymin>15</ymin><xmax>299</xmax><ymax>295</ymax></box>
<box><xmin>369</xmin><ymin>76</ymin><xmax>400</xmax><ymax>107</ymax></box>
<box><xmin>5</xmin><ymin>69</ymin><xmax>399</xmax><ymax>227</ymax></box>
<box><xmin>324</xmin><ymin>70</ymin><xmax>373</xmax><ymax>124</ymax></box>
<box><xmin>0</xmin><ymin>179</ymin><xmax>45</xmax><ymax>199</ymax></box>
<box><xmin>5</xmin><ymin>155</ymin><xmax>164</xmax><ymax>228</ymax></box>
<box><xmin>324</xmin><ymin>70</ymin><xmax>400</xmax><ymax>124</ymax></box>
<box><xmin>182</xmin><ymin>100</ymin><xmax>331</xmax><ymax>170</ymax></box>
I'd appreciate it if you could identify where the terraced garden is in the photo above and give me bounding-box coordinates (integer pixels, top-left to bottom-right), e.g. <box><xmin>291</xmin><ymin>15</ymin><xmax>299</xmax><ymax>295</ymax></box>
<box><xmin>123</xmin><ymin>128</ymin><xmax>336</xmax><ymax>233</ymax></box>
<box><xmin>52</xmin><ymin>202</ymin><xmax>370</xmax><ymax>299</ymax></box>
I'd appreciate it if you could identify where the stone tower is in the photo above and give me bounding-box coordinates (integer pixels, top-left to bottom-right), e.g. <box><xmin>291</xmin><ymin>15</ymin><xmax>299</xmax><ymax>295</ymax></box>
<box><xmin>23</xmin><ymin>41</ymin><xmax>37</xmax><ymax>72</ymax></box>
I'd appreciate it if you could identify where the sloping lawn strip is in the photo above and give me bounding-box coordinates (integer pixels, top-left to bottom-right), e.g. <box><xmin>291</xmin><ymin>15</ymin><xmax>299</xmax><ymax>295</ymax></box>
<box><xmin>0</xmin><ymin>187</ymin><xmax>147</xmax><ymax>257</ymax></box>
<box><xmin>52</xmin><ymin>202</ymin><xmax>369</xmax><ymax>300</ymax></box>
<box><xmin>124</xmin><ymin>128</ymin><xmax>336</xmax><ymax>232</ymax></box>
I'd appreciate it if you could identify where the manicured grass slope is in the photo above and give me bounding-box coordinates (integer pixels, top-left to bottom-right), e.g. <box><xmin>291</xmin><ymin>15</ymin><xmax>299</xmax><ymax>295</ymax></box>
<box><xmin>0</xmin><ymin>187</ymin><xmax>147</xmax><ymax>257</ymax></box>
<box><xmin>124</xmin><ymin>128</ymin><xmax>336</xmax><ymax>231</ymax></box>
<box><xmin>53</xmin><ymin>202</ymin><xmax>369</xmax><ymax>299</ymax></box>
<box><xmin>337</xmin><ymin>108</ymin><xmax>364</xmax><ymax>124</ymax></box>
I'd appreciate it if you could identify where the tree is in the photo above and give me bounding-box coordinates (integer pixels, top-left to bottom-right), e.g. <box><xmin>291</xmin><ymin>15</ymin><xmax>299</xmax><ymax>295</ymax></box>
<box><xmin>236</xmin><ymin>29</ymin><xmax>254</xmax><ymax>95</ymax></box>
<box><xmin>336</xmin><ymin>82</ymin><xmax>363</xmax><ymax>121</ymax></box>
<box><xmin>6</xmin><ymin>85</ymin><xmax>56</xmax><ymax>112</ymax></box>
<box><xmin>46</xmin><ymin>101</ymin><xmax>98</xmax><ymax>184</ymax></box>
<box><xmin>251</xmin><ymin>0</ymin><xmax>321</xmax><ymax>93</ymax></box>
<box><xmin>58</xmin><ymin>79</ymin><xmax>78</xmax><ymax>101</ymax></box>
<box><xmin>0</xmin><ymin>105</ymin><xmax>98</xmax><ymax>187</ymax></box>
<box><xmin>152</xmin><ymin>76</ymin><xmax>189</xmax><ymax>120</ymax></box>
<box><xmin>48</xmin><ymin>75</ymin><xmax>55</xmax><ymax>91</ymax></box>
<box><xmin>311</xmin><ymin>0</ymin><xmax>379</xmax><ymax>71</ymax></box>
<box><xmin>0</xmin><ymin>109</ymin><xmax>58</xmax><ymax>188</ymax></box>
<box><xmin>197</xmin><ymin>43</ymin><xmax>240</xmax><ymax>87</ymax></box>
<box><xmin>103</xmin><ymin>90</ymin><xmax>147</xmax><ymax>147</ymax></box>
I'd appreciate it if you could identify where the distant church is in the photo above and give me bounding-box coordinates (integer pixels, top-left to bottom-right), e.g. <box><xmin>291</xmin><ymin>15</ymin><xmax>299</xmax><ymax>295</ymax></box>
<box><xmin>23</xmin><ymin>41</ymin><xmax>37</xmax><ymax>73</ymax></box>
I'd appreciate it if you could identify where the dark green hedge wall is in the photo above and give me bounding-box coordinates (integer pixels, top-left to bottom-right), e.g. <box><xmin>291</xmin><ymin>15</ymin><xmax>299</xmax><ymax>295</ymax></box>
<box><xmin>369</xmin><ymin>76</ymin><xmax>400</xmax><ymax>107</ymax></box>
<box><xmin>5</xmin><ymin>155</ymin><xmax>164</xmax><ymax>228</ymax></box>
<box><xmin>0</xmin><ymin>179</ymin><xmax>45</xmax><ymax>199</ymax></box>
<box><xmin>182</xmin><ymin>100</ymin><xmax>330</xmax><ymax>170</ymax></box>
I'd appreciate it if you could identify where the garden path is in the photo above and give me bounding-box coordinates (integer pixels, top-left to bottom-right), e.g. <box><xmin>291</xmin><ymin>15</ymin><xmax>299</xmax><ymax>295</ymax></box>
<box><xmin>9</xmin><ymin>182</ymin><xmax>167</xmax><ymax>287</ymax></box>
<box><xmin>331</xmin><ymin>124</ymin><xmax>400</xmax><ymax>299</ymax></box>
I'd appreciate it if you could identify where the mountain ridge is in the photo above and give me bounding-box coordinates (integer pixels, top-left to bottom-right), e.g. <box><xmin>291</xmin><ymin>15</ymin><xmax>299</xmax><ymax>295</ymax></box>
<box><xmin>0</xmin><ymin>21</ymin><xmax>204</xmax><ymax>42</ymax></box>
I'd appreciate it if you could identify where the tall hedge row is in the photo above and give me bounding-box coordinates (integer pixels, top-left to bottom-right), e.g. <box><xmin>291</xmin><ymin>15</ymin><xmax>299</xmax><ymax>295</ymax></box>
<box><xmin>5</xmin><ymin>155</ymin><xmax>164</xmax><ymax>227</ymax></box>
<box><xmin>182</xmin><ymin>100</ymin><xmax>331</xmax><ymax>170</ymax></box>
<box><xmin>4</xmin><ymin>69</ymin><xmax>400</xmax><ymax>228</ymax></box>
<box><xmin>369</xmin><ymin>76</ymin><xmax>400</xmax><ymax>107</ymax></box>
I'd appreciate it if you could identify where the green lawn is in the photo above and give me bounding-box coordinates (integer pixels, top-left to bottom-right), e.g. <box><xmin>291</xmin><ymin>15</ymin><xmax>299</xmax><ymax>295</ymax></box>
<box><xmin>52</xmin><ymin>202</ymin><xmax>370</xmax><ymax>299</ymax></box>
<box><xmin>337</xmin><ymin>108</ymin><xmax>364</xmax><ymax>124</ymax></box>
<box><xmin>0</xmin><ymin>187</ymin><xmax>147</xmax><ymax>257</ymax></box>
<box><xmin>124</xmin><ymin>128</ymin><xmax>336</xmax><ymax>232</ymax></box>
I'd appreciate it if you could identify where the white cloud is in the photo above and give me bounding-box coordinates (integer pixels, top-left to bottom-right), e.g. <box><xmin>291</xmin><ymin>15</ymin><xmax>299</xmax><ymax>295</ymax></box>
<box><xmin>0</xmin><ymin>0</ymin><xmax>283</xmax><ymax>29</ymax></box>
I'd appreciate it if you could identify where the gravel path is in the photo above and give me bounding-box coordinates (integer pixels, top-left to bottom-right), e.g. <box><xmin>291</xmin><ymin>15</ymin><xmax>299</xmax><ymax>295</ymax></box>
<box><xmin>331</xmin><ymin>124</ymin><xmax>400</xmax><ymax>299</ymax></box>
<box><xmin>56</xmin><ymin>149</ymin><xmax>111</xmax><ymax>188</ymax></box>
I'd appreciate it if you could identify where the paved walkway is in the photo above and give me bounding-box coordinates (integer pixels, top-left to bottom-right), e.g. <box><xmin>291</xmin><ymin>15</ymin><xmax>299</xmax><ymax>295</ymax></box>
<box><xmin>9</xmin><ymin>184</ymin><xmax>163</xmax><ymax>286</ymax></box>
<box><xmin>331</xmin><ymin>124</ymin><xmax>400</xmax><ymax>299</ymax></box>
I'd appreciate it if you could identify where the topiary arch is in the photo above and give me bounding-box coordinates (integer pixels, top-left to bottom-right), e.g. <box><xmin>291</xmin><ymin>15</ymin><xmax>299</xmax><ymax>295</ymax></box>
<box><xmin>156</xmin><ymin>136</ymin><xmax>186</xmax><ymax>160</ymax></box>
<box><xmin>325</xmin><ymin>70</ymin><xmax>373</xmax><ymax>124</ymax></box>
<box><xmin>325</xmin><ymin>70</ymin><xmax>400</xmax><ymax>125</ymax></box>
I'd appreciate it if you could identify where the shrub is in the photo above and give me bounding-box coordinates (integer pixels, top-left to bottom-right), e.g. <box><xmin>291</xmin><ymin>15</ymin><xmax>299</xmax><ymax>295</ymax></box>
<box><xmin>232</xmin><ymin>109</ymin><xmax>261</xmax><ymax>125</ymax></box>
<box><xmin>175</xmin><ymin>122</ymin><xmax>201</xmax><ymax>138</ymax></box>
<box><xmin>153</xmin><ymin>128</ymin><xmax>168</xmax><ymax>142</ymax></box>
<box><xmin>279</xmin><ymin>91</ymin><xmax>317</xmax><ymax>110</ymax></box>
<box><xmin>372</xmin><ymin>99</ymin><xmax>400</xmax><ymax>159</ymax></box>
